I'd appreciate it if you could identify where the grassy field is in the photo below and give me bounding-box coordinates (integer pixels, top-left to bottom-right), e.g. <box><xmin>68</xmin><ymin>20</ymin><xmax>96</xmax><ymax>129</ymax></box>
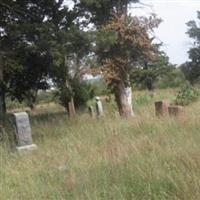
<box><xmin>1</xmin><ymin>89</ymin><xmax>200</xmax><ymax>200</ymax></box>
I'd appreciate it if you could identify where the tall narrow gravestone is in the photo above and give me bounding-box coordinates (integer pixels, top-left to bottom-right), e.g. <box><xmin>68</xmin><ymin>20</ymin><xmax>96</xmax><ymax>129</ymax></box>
<box><xmin>95</xmin><ymin>97</ymin><xmax>104</xmax><ymax>117</ymax></box>
<box><xmin>155</xmin><ymin>101</ymin><xmax>169</xmax><ymax>116</ymax></box>
<box><xmin>13</xmin><ymin>112</ymin><xmax>37</xmax><ymax>151</ymax></box>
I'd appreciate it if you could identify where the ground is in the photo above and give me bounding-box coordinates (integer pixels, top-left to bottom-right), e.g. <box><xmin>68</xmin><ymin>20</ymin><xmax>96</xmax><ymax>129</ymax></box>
<box><xmin>1</xmin><ymin>89</ymin><xmax>200</xmax><ymax>200</ymax></box>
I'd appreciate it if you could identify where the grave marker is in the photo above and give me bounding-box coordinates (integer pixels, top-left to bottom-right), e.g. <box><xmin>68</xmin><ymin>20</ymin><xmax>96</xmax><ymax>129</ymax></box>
<box><xmin>168</xmin><ymin>105</ymin><xmax>184</xmax><ymax>117</ymax></box>
<box><xmin>155</xmin><ymin>101</ymin><xmax>169</xmax><ymax>116</ymax></box>
<box><xmin>13</xmin><ymin>112</ymin><xmax>37</xmax><ymax>151</ymax></box>
<box><xmin>95</xmin><ymin>97</ymin><xmax>104</xmax><ymax>116</ymax></box>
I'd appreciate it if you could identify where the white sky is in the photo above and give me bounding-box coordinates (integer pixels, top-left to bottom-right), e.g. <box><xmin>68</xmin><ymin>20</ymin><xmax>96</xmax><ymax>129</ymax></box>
<box><xmin>132</xmin><ymin>0</ymin><xmax>200</xmax><ymax>64</ymax></box>
<box><xmin>65</xmin><ymin>0</ymin><xmax>200</xmax><ymax>64</ymax></box>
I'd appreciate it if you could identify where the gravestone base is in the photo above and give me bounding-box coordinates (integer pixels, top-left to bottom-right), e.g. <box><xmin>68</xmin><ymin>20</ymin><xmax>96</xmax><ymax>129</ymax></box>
<box><xmin>16</xmin><ymin>144</ymin><xmax>37</xmax><ymax>151</ymax></box>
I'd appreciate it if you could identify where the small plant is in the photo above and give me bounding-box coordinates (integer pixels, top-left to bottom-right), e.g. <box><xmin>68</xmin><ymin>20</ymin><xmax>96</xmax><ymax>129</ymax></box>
<box><xmin>175</xmin><ymin>83</ymin><xmax>199</xmax><ymax>106</ymax></box>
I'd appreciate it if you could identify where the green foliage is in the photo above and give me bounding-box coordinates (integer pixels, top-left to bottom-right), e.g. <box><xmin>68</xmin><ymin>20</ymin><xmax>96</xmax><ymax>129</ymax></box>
<box><xmin>73</xmin><ymin>81</ymin><xmax>96</xmax><ymax>107</ymax></box>
<box><xmin>90</xmin><ymin>79</ymin><xmax>112</xmax><ymax>96</ymax></box>
<box><xmin>6</xmin><ymin>99</ymin><xmax>26</xmax><ymax>110</ymax></box>
<box><xmin>0</xmin><ymin>0</ymin><xmax>74</xmax><ymax>112</ymax></box>
<box><xmin>182</xmin><ymin>11</ymin><xmax>200</xmax><ymax>84</ymax></box>
<box><xmin>74</xmin><ymin>0</ymin><xmax>139</xmax><ymax>25</ymax></box>
<box><xmin>58</xmin><ymin>81</ymin><xmax>96</xmax><ymax>109</ymax></box>
<box><xmin>36</xmin><ymin>91</ymin><xmax>58</xmax><ymax>105</ymax></box>
<box><xmin>175</xmin><ymin>83</ymin><xmax>199</xmax><ymax>106</ymax></box>
<box><xmin>156</xmin><ymin>67</ymin><xmax>186</xmax><ymax>89</ymax></box>
<box><xmin>132</xmin><ymin>44</ymin><xmax>171</xmax><ymax>90</ymax></box>
<box><xmin>135</xmin><ymin>94</ymin><xmax>153</xmax><ymax>106</ymax></box>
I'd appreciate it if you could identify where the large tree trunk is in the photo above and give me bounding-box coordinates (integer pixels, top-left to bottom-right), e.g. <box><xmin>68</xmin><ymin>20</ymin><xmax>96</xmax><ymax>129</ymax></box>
<box><xmin>0</xmin><ymin>55</ymin><xmax>6</xmax><ymax>122</ymax></box>
<box><xmin>125</xmin><ymin>86</ymin><xmax>134</xmax><ymax>116</ymax></box>
<box><xmin>114</xmin><ymin>81</ymin><xmax>134</xmax><ymax>118</ymax></box>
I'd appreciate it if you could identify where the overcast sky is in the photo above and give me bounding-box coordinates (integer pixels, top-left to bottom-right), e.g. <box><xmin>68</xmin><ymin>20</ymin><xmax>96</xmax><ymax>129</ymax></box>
<box><xmin>65</xmin><ymin>0</ymin><xmax>199</xmax><ymax>64</ymax></box>
<box><xmin>132</xmin><ymin>0</ymin><xmax>199</xmax><ymax>64</ymax></box>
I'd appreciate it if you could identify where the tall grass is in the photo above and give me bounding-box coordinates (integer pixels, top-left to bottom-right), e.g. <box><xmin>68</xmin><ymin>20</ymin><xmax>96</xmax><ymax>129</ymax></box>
<box><xmin>1</xmin><ymin>90</ymin><xmax>200</xmax><ymax>199</ymax></box>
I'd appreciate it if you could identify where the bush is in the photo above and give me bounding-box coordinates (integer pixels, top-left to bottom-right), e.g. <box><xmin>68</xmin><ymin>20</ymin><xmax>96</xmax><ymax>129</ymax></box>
<box><xmin>73</xmin><ymin>81</ymin><xmax>95</xmax><ymax>107</ymax></box>
<box><xmin>156</xmin><ymin>68</ymin><xmax>186</xmax><ymax>89</ymax></box>
<box><xmin>36</xmin><ymin>90</ymin><xmax>58</xmax><ymax>104</ymax></box>
<box><xmin>175</xmin><ymin>83</ymin><xmax>199</xmax><ymax>106</ymax></box>
<box><xmin>58</xmin><ymin>80</ymin><xmax>96</xmax><ymax>109</ymax></box>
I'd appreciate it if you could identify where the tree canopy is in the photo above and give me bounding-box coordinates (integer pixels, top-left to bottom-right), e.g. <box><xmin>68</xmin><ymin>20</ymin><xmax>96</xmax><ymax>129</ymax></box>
<box><xmin>181</xmin><ymin>11</ymin><xmax>200</xmax><ymax>85</ymax></box>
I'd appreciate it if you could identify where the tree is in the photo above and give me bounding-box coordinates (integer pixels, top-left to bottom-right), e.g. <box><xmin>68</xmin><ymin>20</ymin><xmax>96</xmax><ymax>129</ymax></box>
<box><xmin>75</xmin><ymin>0</ymin><xmax>161</xmax><ymax>117</ymax></box>
<box><xmin>181</xmin><ymin>11</ymin><xmax>200</xmax><ymax>85</ymax></box>
<box><xmin>0</xmin><ymin>0</ymin><xmax>74</xmax><ymax>114</ymax></box>
<box><xmin>95</xmin><ymin>14</ymin><xmax>161</xmax><ymax>117</ymax></box>
<box><xmin>49</xmin><ymin>23</ymin><xmax>93</xmax><ymax>111</ymax></box>
<box><xmin>0</xmin><ymin>0</ymin><xmax>15</xmax><ymax>119</ymax></box>
<box><xmin>131</xmin><ymin>44</ymin><xmax>171</xmax><ymax>90</ymax></box>
<box><xmin>74</xmin><ymin>0</ymin><xmax>139</xmax><ymax>25</ymax></box>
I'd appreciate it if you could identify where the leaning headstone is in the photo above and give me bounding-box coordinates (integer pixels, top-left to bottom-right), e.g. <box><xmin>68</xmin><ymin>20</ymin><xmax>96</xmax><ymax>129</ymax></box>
<box><xmin>13</xmin><ymin>112</ymin><xmax>37</xmax><ymax>151</ymax></box>
<box><xmin>88</xmin><ymin>106</ymin><xmax>94</xmax><ymax>118</ymax></box>
<box><xmin>95</xmin><ymin>96</ymin><xmax>104</xmax><ymax>116</ymax></box>
<box><xmin>155</xmin><ymin>101</ymin><xmax>169</xmax><ymax>116</ymax></box>
<box><xmin>168</xmin><ymin>105</ymin><xmax>184</xmax><ymax>117</ymax></box>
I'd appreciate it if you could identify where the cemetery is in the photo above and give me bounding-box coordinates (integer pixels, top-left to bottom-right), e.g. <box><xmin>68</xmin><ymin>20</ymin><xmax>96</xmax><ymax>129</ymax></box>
<box><xmin>1</xmin><ymin>0</ymin><xmax>200</xmax><ymax>199</ymax></box>
<box><xmin>1</xmin><ymin>89</ymin><xmax>200</xmax><ymax>199</ymax></box>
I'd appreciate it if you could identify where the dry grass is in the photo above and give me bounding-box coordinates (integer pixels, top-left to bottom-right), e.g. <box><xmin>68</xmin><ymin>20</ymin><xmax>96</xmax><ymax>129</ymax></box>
<box><xmin>1</xmin><ymin>90</ymin><xmax>200</xmax><ymax>199</ymax></box>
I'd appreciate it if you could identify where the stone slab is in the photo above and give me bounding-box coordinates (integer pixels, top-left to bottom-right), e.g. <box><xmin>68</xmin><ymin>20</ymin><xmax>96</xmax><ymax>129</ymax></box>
<box><xmin>14</xmin><ymin>112</ymin><xmax>33</xmax><ymax>146</ymax></box>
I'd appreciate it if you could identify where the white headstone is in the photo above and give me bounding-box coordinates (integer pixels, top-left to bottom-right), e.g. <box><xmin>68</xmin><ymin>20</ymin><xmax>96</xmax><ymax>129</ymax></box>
<box><xmin>95</xmin><ymin>97</ymin><xmax>104</xmax><ymax>116</ymax></box>
<box><xmin>13</xmin><ymin>112</ymin><xmax>37</xmax><ymax>151</ymax></box>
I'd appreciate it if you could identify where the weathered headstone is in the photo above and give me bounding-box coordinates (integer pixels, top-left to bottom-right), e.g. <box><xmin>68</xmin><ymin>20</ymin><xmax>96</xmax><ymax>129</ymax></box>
<box><xmin>168</xmin><ymin>105</ymin><xmax>184</xmax><ymax>117</ymax></box>
<box><xmin>95</xmin><ymin>96</ymin><xmax>104</xmax><ymax>116</ymax></box>
<box><xmin>155</xmin><ymin>101</ymin><xmax>169</xmax><ymax>116</ymax></box>
<box><xmin>13</xmin><ymin>112</ymin><xmax>37</xmax><ymax>151</ymax></box>
<box><xmin>88</xmin><ymin>106</ymin><xmax>94</xmax><ymax>118</ymax></box>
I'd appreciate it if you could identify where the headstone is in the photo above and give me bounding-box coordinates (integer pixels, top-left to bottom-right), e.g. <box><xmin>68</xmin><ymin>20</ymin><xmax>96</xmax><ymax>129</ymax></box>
<box><xmin>155</xmin><ymin>101</ymin><xmax>169</xmax><ymax>116</ymax></box>
<box><xmin>13</xmin><ymin>112</ymin><xmax>37</xmax><ymax>151</ymax></box>
<box><xmin>125</xmin><ymin>87</ymin><xmax>135</xmax><ymax>116</ymax></box>
<box><xmin>168</xmin><ymin>105</ymin><xmax>184</xmax><ymax>117</ymax></box>
<box><xmin>88</xmin><ymin>106</ymin><xmax>94</xmax><ymax>118</ymax></box>
<box><xmin>95</xmin><ymin>96</ymin><xmax>104</xmax><ymax>116</ymax></box>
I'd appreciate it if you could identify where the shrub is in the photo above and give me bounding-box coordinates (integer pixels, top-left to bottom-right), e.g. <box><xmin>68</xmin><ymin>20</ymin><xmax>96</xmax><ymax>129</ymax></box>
<box><xmin>58</xmin><ymin>80</ymin><xmax>96</xmax><ymax>109</ymax></box>
<box><xmin>175</xmin><ymin>83</ymin><xmax>199</xmax><ymax>106</ymax></box>
<box><xmin>73</xmin><ymin>81</ymin><xmax>96</xmax><ymax>107</ymax></box>
<box><xmin>156</xmin><ymin>68</ymin><xmax>186</xmax><ymax>89</ymax></box>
